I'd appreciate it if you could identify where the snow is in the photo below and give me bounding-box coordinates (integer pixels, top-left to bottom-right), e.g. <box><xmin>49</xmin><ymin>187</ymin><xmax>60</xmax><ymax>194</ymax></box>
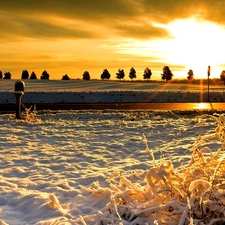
<box><xmin>1</xmin><ymin>79</ymin><xmax>225</xmax><ymax>103</ymax></box>
<box><xmin>1</xmin><ymin>80</ymin><xmax>225</xmax><ymax>224</ymax></box>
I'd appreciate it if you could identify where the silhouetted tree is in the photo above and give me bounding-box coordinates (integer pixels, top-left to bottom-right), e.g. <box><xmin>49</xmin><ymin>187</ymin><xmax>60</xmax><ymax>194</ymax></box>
<box><xmin>220</xmin><ymin>70</ymin><xmax>225</xmax><ymax>85</ymax></box>
<box><xmin>187</xmin><ymin>69</ymin><xmax>194</xmax><ymax>82</ymax></box>
<box><xmin>41</xmin><ymin>70</ymin><xmax>50</xmax><ymax>80</ymax></box>
<box><xmin>3</xmin><ymin>71</ymin><xmax>11</xmax><ymax>79</ymax></box>
<box><xmin>161</xmin><ymin>66</ymin><xmax>173</xmax><ymax>82</ymax></box>
<box><xmin>30</xmin><ymin>71</ymin><xmax>37</xmax><ymax>79</ymax></box>
<box><xmin>116</xmin><ymin>69</ymin><xmax>125</xmax><ymax>80</ymax></box>
<box><xmin>129</xmin><ymin>67</ymin><xmax>136</xmax><ymax>81</ymax></box>
<box><xmin>21</xmin><ymin>70</ymin><xmax>29</xmax><ymax>79</ymax></box>
<box><xmin>143</xmin><ymin>67</ymin><xmax>152</xmax><ymax>81</ymax></box>
<box><xmin>101</xmin><ymin>69</ymin><xmax>110</xmax><ymax>80</ymax></box>
<box><xmin>0</xmin><ymin>71</ymin><xmax>2</xmax><ymax>79</ymax></box>
<box><xmin>62</xmin><ymin>74</ymin><xmax>70</xmax><ymax>80</ymax></box>
<box><xmin>83</xmin><ymin>71</ymin><xmax>90</xmax><ymax>80</ymax></box>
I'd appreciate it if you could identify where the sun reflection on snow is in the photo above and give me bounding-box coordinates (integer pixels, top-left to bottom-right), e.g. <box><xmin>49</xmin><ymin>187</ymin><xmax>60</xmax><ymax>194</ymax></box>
<box><xmin>195</xmin><ymin>103</ymin><xmax>211</xmax><ymax>109</ymax></box>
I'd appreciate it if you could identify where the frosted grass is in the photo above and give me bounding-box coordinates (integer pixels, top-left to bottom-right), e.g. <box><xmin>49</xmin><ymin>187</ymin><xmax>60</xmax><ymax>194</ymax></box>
<box><xmin>0</xmin><ymin>110</ymin><xmax>222</xmax><ymax>224</ymax></box>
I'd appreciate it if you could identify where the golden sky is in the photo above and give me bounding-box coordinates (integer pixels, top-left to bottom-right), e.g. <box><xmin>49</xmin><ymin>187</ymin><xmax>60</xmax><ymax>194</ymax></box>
<box><xmin>1</xmin><ymin>0</ymin><xmax>225</xmax><ymax>80</ymax></box>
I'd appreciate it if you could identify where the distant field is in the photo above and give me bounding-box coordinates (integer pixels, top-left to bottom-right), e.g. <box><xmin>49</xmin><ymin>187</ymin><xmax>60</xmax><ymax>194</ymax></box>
<box><xmin>1</xmin><ymin>80</ymin><xmax>225</xmax><ymax>103</ymax></box>
<box><xmin>1</xmin><ymin>79</ymin><xmax>225</xmax><ymax>92</ymax></box>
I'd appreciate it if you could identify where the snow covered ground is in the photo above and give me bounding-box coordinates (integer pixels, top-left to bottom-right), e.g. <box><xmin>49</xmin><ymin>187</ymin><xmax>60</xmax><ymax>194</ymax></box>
<box><xmin>1</xmin><ymin>79</ymin><xmax>225</xmax><ymax>103</ymax></box>
<box><xmin>1</xmin><ymin>80</ymin><xmax>225</xmax><ymax>224</ymax></box>
<box><xmin>1</xmin><ymin>109</ymin><xmax>225</xmax><ymax>224</ymax></box>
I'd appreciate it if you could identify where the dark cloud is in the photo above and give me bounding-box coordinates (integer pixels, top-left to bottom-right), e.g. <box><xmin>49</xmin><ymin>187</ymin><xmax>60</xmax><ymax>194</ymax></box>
<box><xmin>0</xmin><ymin>0</ymin><xmax>139</xmax><ymax>40</ymax></box>
<box><xmin>1</xmin><ymin>0</ymin><xmax>225</xmax><ymax>41</ymax></box>
<box><xmin>114</xmin><ymin>22</ymin><xmax>170</xmax><ymax>39</ymax></box>
<box><xmin>199</xmin><ymin>1</ymin><xmax>225</xmax><ymax>23</ymax></box>
<box><xmin>0</xmin><ymin>13</ymin><xmax>99</xmax><ymax>40</ymax></box>
<box><xmin>141</xmin><ymin>0</ymin><xmax>225</xmax><ymax>24</ymax></box>
<box><xmin>141</xmin><ymin>0</ymin><xmax>198</xmax><ymax>21</ymax></box>
<box><xmin>20</xmin><ymin>19</ymin><xmax>98</xmax><ymax>39</ymax></box>
<box><xmin>1</xmin><ymin>0</ymin><xmax>225</xmax><ymax>23</ymax></box>
<box><xmin>0</xmin><ymin>0</ymin><xmax>136</xmax><ymax>20</ymax></box>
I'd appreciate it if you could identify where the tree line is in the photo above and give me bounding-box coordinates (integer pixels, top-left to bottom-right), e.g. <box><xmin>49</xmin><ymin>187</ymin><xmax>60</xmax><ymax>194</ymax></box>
<box><xmin>0</xmin><ymin>70</ymin><xmax>50</xmax><ymax>80</ymax></box>
<box><xmin>0</xmin><ymin>66</ymin><xmax>173</xmax><ymax>82</ymax></box>
<box><xmin>88</xmin><ymin>66</ymin><xmax>173</xmax><ymax>82</ymax></box>
<box><xmin>1</xmin><ymin>67</ymin><xmax>225</xmax><ymax>84</ymax></box>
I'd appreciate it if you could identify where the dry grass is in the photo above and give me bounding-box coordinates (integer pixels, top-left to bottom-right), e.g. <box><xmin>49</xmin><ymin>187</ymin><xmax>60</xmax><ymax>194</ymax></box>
<box><xmin>79</xmin><ymin>114</ymin><xmax>225</xmax><ymax>225</ymax></box>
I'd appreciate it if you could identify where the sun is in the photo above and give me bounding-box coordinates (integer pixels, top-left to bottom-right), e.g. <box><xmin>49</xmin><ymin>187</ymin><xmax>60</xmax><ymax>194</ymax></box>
<box><xmin>164</xmin><ymin>18</ymin><xmax>225</xmax><ymax>78</ymax></box>
<box><xmin>115</xmin><ymin>17</ymin><xmax>225</xmax><ymax>80</ymax></box>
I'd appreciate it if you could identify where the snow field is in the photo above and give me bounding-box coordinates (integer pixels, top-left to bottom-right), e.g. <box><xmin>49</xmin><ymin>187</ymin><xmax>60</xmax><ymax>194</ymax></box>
<box><xmin>1</xmin><ymin>80</ymin><xmax>225</xmax><ymax>103</ymax></box>
<box><xmin>0</xmin><ymin>110</ymin><xmax>225</xmax><ymax>224</ymax></box>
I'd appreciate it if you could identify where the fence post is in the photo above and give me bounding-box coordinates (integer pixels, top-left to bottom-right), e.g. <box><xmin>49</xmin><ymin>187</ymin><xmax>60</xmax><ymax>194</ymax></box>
<box><xmin>14</xmin><ymin>81</ymin><xmax>25</xmax><ymax>119</ymax></box>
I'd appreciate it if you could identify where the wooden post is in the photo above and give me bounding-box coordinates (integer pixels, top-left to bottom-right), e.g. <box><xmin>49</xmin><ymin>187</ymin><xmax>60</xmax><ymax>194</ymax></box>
<box><xmin>15</xmin><ymin>94</ymin><xmax>22</xmax><ymax>119</ymax></box>
<box><xmin>207</xmin><ymin>66</ymin><xmax>210</xmax><ymax>102</ymax></box>
<box><xmin>14</xmin><ymin>81</ymin><xmax>25</xmax><ymax>119</ymax></box>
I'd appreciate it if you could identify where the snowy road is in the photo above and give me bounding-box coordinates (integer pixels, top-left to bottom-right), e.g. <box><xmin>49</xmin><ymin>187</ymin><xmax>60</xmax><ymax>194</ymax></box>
<box><xmin>1</xmin><ymin>102</ymin><xmax>225</xmax><ymax>112</ymax></box>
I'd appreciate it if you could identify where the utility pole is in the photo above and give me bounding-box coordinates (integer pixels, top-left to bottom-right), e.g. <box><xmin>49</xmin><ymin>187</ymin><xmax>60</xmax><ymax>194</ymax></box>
<box><xmin>207</xmin><ymin>66</ymin><xmax>210</xmax><ymax>102</ymax></box>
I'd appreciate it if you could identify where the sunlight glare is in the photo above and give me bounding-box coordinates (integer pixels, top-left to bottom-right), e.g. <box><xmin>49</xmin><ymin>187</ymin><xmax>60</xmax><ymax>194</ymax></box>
<box><xmin>116</xmin><ymin>18</ymin><xmax>225</xmax><ymax>79</ymax></box>
<box><xmin>165</xmin><ymin>18</ymin><xmax>225</xmax><ymax>78</ymax></box>
<box><xmin>195</xmin><ymin>103</ymin><xmax>211</xmax><ymax>110</ymax></box>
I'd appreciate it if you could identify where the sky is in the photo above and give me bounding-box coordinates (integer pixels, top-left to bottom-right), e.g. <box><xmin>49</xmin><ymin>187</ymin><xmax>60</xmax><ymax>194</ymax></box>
<box><xmin>1</xmin><ymin>0</ymin><xmax>225</xmax><ymax>80</ymax></box>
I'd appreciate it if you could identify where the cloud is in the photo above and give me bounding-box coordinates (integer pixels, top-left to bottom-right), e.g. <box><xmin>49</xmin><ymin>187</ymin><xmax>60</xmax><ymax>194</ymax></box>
<box><xmin>21</xmin><ymin>19</ymin><xmax>98</xmax><ymax>40</ymax></box>
<box><xmin>141</xmin><ymin>0</ymin><xmax>225</xmax><ymax>24</ymax></box>
<box><xmin>0</xmin><ymin>0</ymin><xmax>136</xmax><ymax>20</ymax></box>
<box><xmin>0</xmin><ymin>12</ymin><xmax>100</xmax><ymax>40</ymax></box>
<box><xmin>0</xmin><ymin>0</ymin><xmax>142</xmax><ymax>40</ymax></box>
<box><xmin>199</xmin><ymin>1</ymin><xmax>225</xmax><ymax>23</ymax></box>
<box><xmin>113</xmin><ymin>20</ymin><xmax>170</xmax><ymax>39</ymax></box>
<box><xmin>1</xmin><ymin>0</ymin><xmax>225</xmax><ymax>41</ymax></box>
